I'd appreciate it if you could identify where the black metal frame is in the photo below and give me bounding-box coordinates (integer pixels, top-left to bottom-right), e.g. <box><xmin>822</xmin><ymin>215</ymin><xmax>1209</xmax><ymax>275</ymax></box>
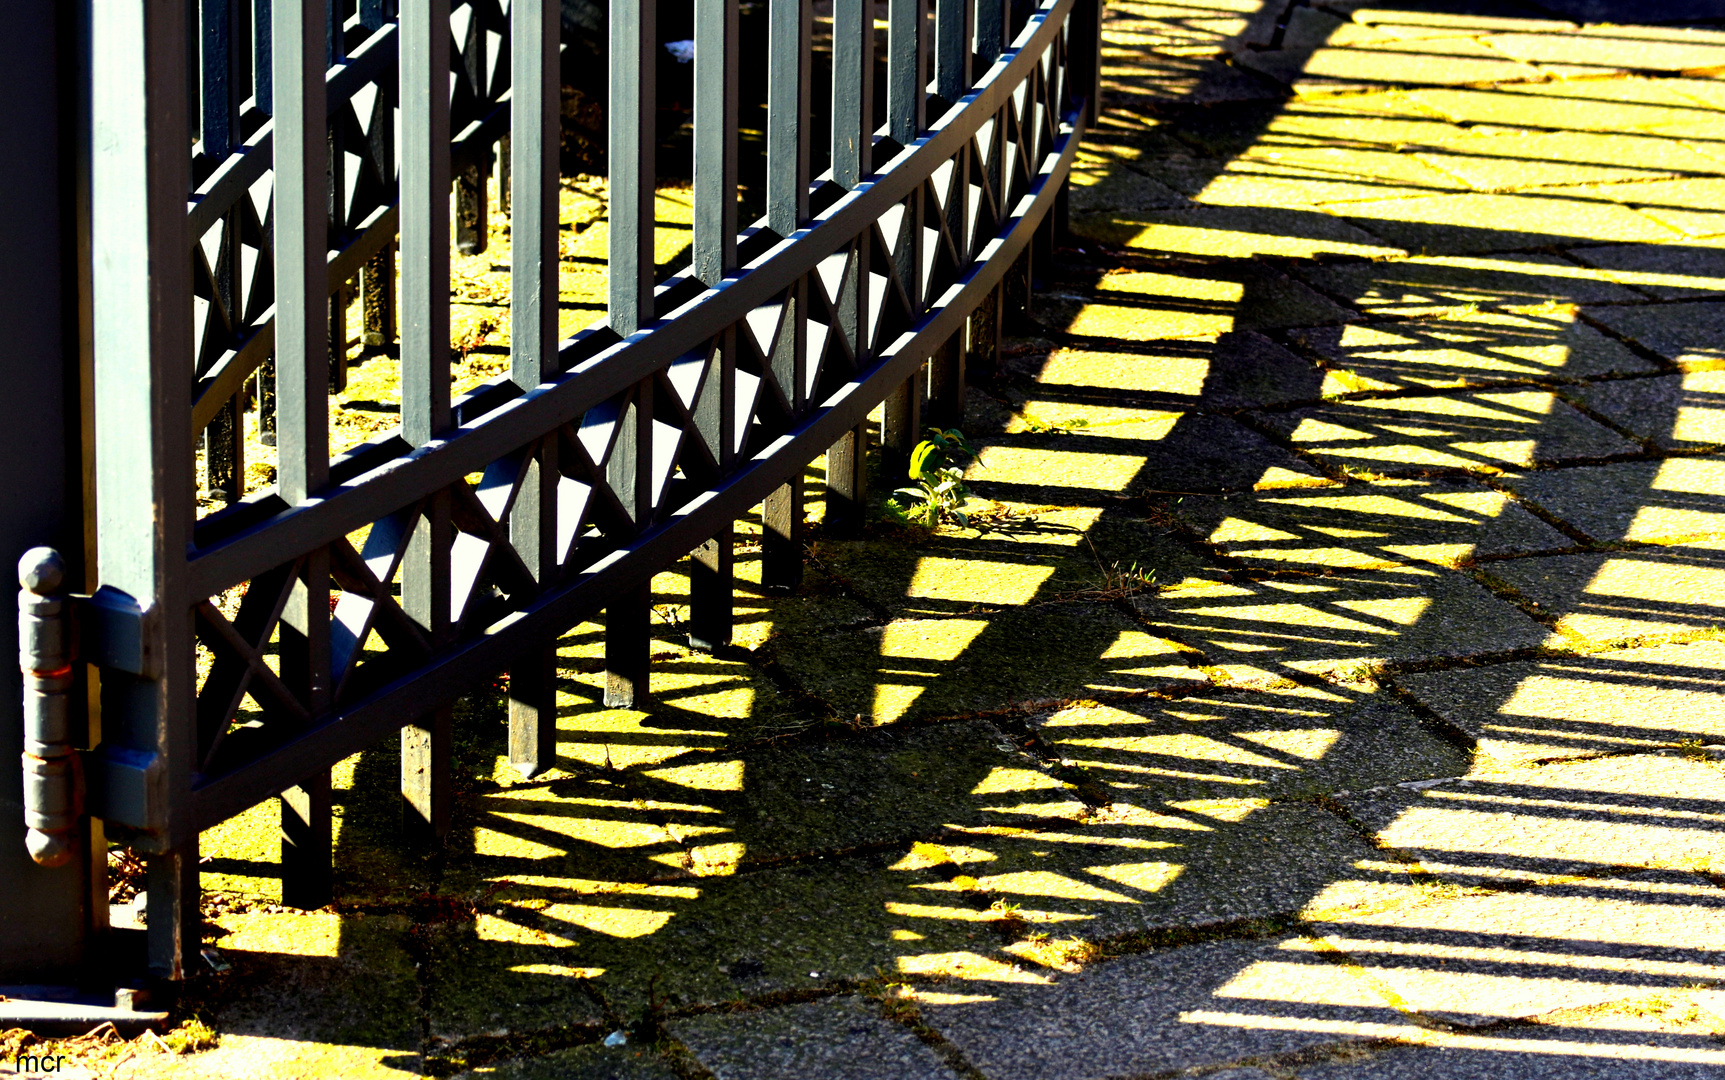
<box><xmin>53</xmin><ymin>0</ymin><xmax>1099</xmax><ymax>983</ymax></box>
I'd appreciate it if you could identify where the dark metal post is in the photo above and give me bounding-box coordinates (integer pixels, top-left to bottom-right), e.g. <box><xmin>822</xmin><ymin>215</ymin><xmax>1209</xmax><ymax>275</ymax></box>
<box><xmin>91</xmin><ymin>0</ymin><xmax>198</xmax><ymax>981</ymax></box>
<box><xmin>401</xmin><ymin>0</ymin><xmax>455</xmax><ymax>842</ymax></box>
<box><xmin>693</xmin><ymin>0</ymin><xmax>739</xmax><ymax>285</ymax></box>
<box><xmin>272</xmin><ymin>0</ymin><xmax>333</xmax><ymax>910</ymax></box>
<box><xmin>0</xmin><ymin>1</ymin><xmax>101</xmax><ymax>988</ymax></box>
<box><xmin>507</xmin><ymin>0</ymin><xmax>561</xmax><ymax>779</ymax></box>
<box><xmin>608</xmin><ymin>0</ymin><xmax>655</xmax><ymax>335</ymax></box>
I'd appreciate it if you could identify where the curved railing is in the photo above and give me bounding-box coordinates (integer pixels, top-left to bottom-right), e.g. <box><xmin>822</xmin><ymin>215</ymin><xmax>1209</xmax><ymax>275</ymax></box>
<box><xmin>72</xmin><ymin>0</ymin><xmax>1098</xmax><ymax>978</ymax></box>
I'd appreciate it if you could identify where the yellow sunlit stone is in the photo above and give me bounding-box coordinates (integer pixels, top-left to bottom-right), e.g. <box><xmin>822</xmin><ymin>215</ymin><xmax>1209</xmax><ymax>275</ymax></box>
<box><xmin>907</xmin><ymin>557</ymin><xmax>1056</xmax><ymax>605</ymax></box>
<box><xmin>1334</xmin><ymin>595</ymin><xmax>1433</xmax><ymax>626</ymax></box>
<box><xmin>1237</xmin><ymin>728</ymin><xmax>1343</xmax><ymax>761</ymax></box>
<box><xmin>642</xmin><ymin>759</ymin><xmax>746</xmax><ymax>792</ymax></box>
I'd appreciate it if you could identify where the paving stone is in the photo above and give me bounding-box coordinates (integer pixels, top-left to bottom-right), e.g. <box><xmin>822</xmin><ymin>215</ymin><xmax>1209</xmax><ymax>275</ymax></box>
<box><xmin>1257</xmin><ymin>390</ymin><xmax>1640</xmax><ymax>473</ymax></box>
<box><xmin>673</xmin><ymin>997</ymin><xmax>955</xmax><ymax>1080</ymax></box>
<box><xmin>1533</xmin><ymin>0</ymin><xmax>1725</xmax><ymax>21</ymax></box>
<box><xmin>919</xmin><ymin>936</ymin><xmax>1402</xmax><ymax>1080</ymax></box>
<box><xmin>474</xmin><ymin>850</ymin><xmax>984</xmax><ymax>1018</ymax></box>
<box><xmin>972</xmin><ymin>415</ymin><xmax>1325</xmax><ymax>500</ymax></box>
<box><xmin>1590</xmin><ymin>177</ymin><xmax>1725</xmax><ymax>239</ymax></box>
<box><xmin>1311</xmin><ymin>871</ymin><xmax>1725</xmax><ymax>1027</ymax></box>
<box><xmin>1101</xmin><ymin>53</ymin><xmax>1283</xmax><ymax>106</ymax></box>
<box><xmin>627</xmin><ymin>719</ymin><xmax>1079</xmax><ymax>872</ymax></box>
<box><xmin>424</xmin><ymin>911</ymin><xmax>613</xmax><ymax>1042</ymax></box>
<box><xmin>1259</xmin><ymin>93</ymin><xmax>1471</xmax><ymax>151</ymax></box>
<box><xmin>1484</xmin><ymin>26</ymin><xmax>1725</xmax><ymax>77</ymax></box>
<box><xmin>1033</xmin><ymin>684</ymin><xmax>1469</xmax><ymax>802</ymax></box>
<box><xmin>925</xmin><ymin>801</ymin><xmax>1418</xmax><ymax>938</ymax></box>
<box><xmin>1295</xmin><ymin>254</ymin><xmax>1642</xmax><ymax>318</ymax></box>
<box><xmin>1586</xmin><ymin>300</ymin><xmax>1725</xmax><ymax>368</ymax></box>
<box><xmin>1483</xmin><ymin>546</ymin><xmax>1725</xmax><ymax>644</ymax></box>
<box><xmin>1570</xmin><ymin>371</ymin><xmax>1725</xmax><ymax>449</ymax></box>
<box><xmin>1075</xmin><ymin>204</ymin><xmax>1404</xmax><ymax>260</ymax></box>
<box><xmin>1237</xmin><ymin>10</ymin><xmax>1543</xmax><ymax>93</ymax></box>
<box><xmin>1293</xmin><ymin>1031</ymin><xmax>1724</xmax><ymax>1079</ymax></box>
<box><xmin>1187</xmin><ymin>147</ymin><xmax>1467</xmax><ymax>209</ymax></box>
<box><xmin>1103</xmin><ymin>0</ymin><xmax>1269</xmax><ymax>57</ymax></box>
<box><xmin>1128</xmin><ymin>569</ymin><xmax>1551</xmax><ymax>684</ymax></box>
<box><xmin>1178</xmin><ymin>479</ymin><xmax>1570</xmax><ymax>572</ymax></box>
<box><xmin>1338</xmin><ymin>754</ymin><xmax>1725</xmax><ymax>885</ymax></box>
<box><xmin>1395</xmin><ymin>639</ymin><xmax>1725</xmax><ymax>766</ymax></box>
<box><xmin>1414</xmin><ymin>128</ymin><xmax>1725</xmax><ymax>192</ymax></box>
<box><xmin>453</xmin><ymin>1044</ymin><xmax>682</xmax><ymax>1080</ymax></box>
<box><xmin>1293</xmin><ymin>310</ymin><xmax>1655</xmax><ymax>392</ymax></box>
<box><xmin>1570</xmin><ymin>238</ymin><xmax>1725</xmax><ymax>300</ymax></box>
<box><xmin>198</xmin><ymin>911</ymin><xmax>420</xmax><ymax>1073</ymax></box>
<box><xmin>1338</xmin><ymin>4</ymin><xmax>1582</xmax><ymax>40</ymax></box>
<box><xmin>1026</xmin><ymin>331</ymin><xmax>1327</xmax><ymax>412</ymax></box>
<box><xmin>770</xmin><ymin>603</ymin><xmax>1203</xmax><ymax>725</ymax></box>
<box><xmin>1503</xmin><ymin>457</ymin><xmax>1725</xmax><ymax>542</ymax></box>
<box><xmin>1044</xmin><ymin>263</ymin><xmax>1353</xmax><ymax>342</ymax></box>
<box><xmin>1338</xmin><ymin>191</ymin><xmax>1680</xmax><ymax>256</ymax></box>
<box><xmin>1068</xmin><ymin>153</ymin><xmax>1191</xmax><ymax>214</ymax></box>
<box><xmin>1408</xmin><ymin>80</ymin><xmax>1711</xmax><ymax>134</ymax></box>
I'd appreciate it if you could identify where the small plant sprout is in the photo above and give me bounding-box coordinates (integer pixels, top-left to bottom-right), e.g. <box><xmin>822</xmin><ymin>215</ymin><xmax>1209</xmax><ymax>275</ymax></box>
<box><xmin>893</xmin><ymin>428</ymin><xmax>984</xmax><ymax>527</ymax></box>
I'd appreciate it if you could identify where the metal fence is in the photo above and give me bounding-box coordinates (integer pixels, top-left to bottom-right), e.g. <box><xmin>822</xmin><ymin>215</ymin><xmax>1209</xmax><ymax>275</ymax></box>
<box><xmin>21</xmin><ymin>0</ymin><xmax>1097</xmax><ymax>991</ymax></box>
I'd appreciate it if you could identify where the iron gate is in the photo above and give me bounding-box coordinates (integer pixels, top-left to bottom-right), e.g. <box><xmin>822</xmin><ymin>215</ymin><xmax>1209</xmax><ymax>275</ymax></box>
<box><xmin>20</xmin><ymin>0</ymin><xmax>1098</xmax><ymax>992</ymax></box>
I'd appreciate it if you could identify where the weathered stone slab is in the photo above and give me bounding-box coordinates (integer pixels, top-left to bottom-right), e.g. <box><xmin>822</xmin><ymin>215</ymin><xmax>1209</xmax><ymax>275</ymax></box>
<box><xmin>1483</xmin><ymin>546</ymin><xmax>1725</xmax><ymax>644</ymax></box>
<box><xmin>770</xmin><ymin>603</ymin><xmax>1203</xmax><ymax>725</ymax></box>
<box><xmin>1570</xmin><ymin>371</ymin><xmax>1725</xmax><ymax>449</ymax></box>
<box><xmin>1034</xmin><ymin>684</ymin><xmax>1468</xmax><ymax>803</ymax></box>
<box><xmin>1259</xmin><ymin>92</ymin><xmax>1469</xmax><ymax>151</ymax></box>
<box><xmin>1294</xmin><ymin>1030</ymin><xmax>1725</xmax><ymax>1080</ymax></box>
<box><xmin>1238</xmin><ymin>14</ymin><xmax>1542</xmax><ymax>94</ymax></box>
<box><xmin>1570</xmin><ymin>239</ymin><xmax>1725</xmax><ymax>301</ymax></box>
<box><xmin>453</xmin><ymin>1043</ymin><xmax>682</xmax><ymax>1080</ymax></box>
<box><xmin>1338</xmin><ymin>755</ymin><xmax>1725</xmax><ymax>885</ymax></box>
<box><xmin>1177</xmin><ymin>480</ymin><xmax>1570</xmax><ymax>572</ymax></box>
<box><xmin>1485</xmin><ymin>25</ymin><xmax>1725</xmax><ymax>77</ymax></box>
<box><xmin>1128</xmin><ymin>569</ymin><xmax>1551</xmax><ymax>685</ymax></box>
<box><xmin>971</xmin><ymin>416</ymin><xmax>1325</xmax><ymax>500</ymax></box>
<box><xmin>1294</xmin><ymin>254</ymin><xmax>1641</xmax><ymax>318</ymax></box>
<box><xmin>1415</xmin><ymin>128</ymin><xmax>1725</xmax><ymax>192</ymax></box>
<box><xmin>1587</xmin><ymin>300</ymin><xmax>1725</xmax><ymax>368</ymax></box>
<box><xmin>1591</xmin><ymin>177</ymin><xmax>1725</xmax><ymax>239</ymax></box>
<box><xmin>1311</xmin><ymin>871</ymin><xmax>1725</xmax><ymax>1027</ymax></box>
<box><xmin>1292</xmin><ymin>311</ymin><xmax>1656</xmax><ymax>393</ymax></box>
<box><xmin>1502</xmin><ymin>458</ymin><xmax>1725</xmax><ymax>543</ymax></box>
<box><xmin>1025</xmin><ymin>331</ymin><xmax>1327</xmax><ymax>412</ymax></box>
<box><xmin>1101</xmin><ymin>54</ymin><xmax>1283</xmax><ymax>106</ymax></box>
<box><xmin>197</xmin><ymin>911</ymin><xmax>420</xmax><ymax>1077</ymax></box>
<box><xmin>930</xmin><ymin>801</ymin><xmax>1418</xmax><ymax>934</ymax></box>
<box><xmin>1408</xmin><ymin>80</ymin><xmax>1708</xmax><ymax>133</ymax></box>
<box><xmin>629</xmin><ymin>719</ymin><xmax>1086</xmax><ymax>873</ymax></box>
<box><xmin>1338</xmin><ymin>192</ymin><xmax>1679</xmax><ymax>256</ymax></box>
<box><xmin>1068</xmin><ymin>154</ymin><xmax>1191</xmax><ymax>215</ymax></box>
<box><xmin>424</xmin><ymin>912</ymin><xmax>611</xmax><ymax>1043</ymax></box>
<box><xmin>672</xmin><ymin>996</ymin><xmax>955</xmax><ymax>1080</ymax></box>
<box><xmin>919</xmin><ymin>936</ymin><xmax>1401</xmax><ymax>1080</ymax></box>
<box><xmin>1255</xmin><ymin>390</ymin><xmax>1639</xmax><ymax>473</ymax></box>
<box><xmin>1076</xmin><ymin>205</ymin><xmax>1404</xmax><ymax>260</ymax></box>
<box><xmin>1187</xmin><ymin>148</ymin><xmax>1466</xmax><ymax>210</ymax></box>
<box><xmin>1395</xmin><ymin>640</ymin><xmax>1725</xmax><ymax>766</ymax></box>
<box><xmin>1042</xmin><ymin>262</ymin><xmax>1354</xmax><ymax>342</ymax></box>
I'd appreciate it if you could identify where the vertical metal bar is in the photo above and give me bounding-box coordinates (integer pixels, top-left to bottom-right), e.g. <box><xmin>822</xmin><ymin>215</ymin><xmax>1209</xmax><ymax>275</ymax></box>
<box><xmin>604</xmin><ymin>581</ymin><xmax>651</xmax><ymax>708</ymax></box>
<box><xmin>253</xmin><ymin>0</ymin><xmax>274</xmax><ymax>113</ymax></box>
<box><xmin>202</xmin><ymin>0</ymin><xmax>246</xmax><ymax>502</ymax></box>
<box><xmin>830</xmin><ymin>0</ymin><xmax>873</xmax><ymax>187</ymax></box>
<box><xmin>886</xmin><ymin>0</ymin><xmax>926</xmax><ymax>146</ymax></box>
<box><xmin>273</xmin><ymin>0</ymin><xmax>333</xmax><ymax>905</ymax></box>
<box><xmin>975</xmin><ymin>0</ymin><xmax>1005</xmax><ymax>69</ymax></box>
<box><xmin>687</xmin><ymin>531</ymin><xmax>733</xmax><ymax>650</ymax></box>
<box><xmin>328</xmin><ymin>281</ymin><xmax>349</xmax><ymax>393</ymax></box>
<box><xmin>401</xmin><ymin>0</ymin><xmax>453</xmax><ymax>840</ymax></box>
<box><xmin>762</xmin><ymin>480</ymin><xmax>804</xmax><ymax>592</ymax></box>
<box><xmin>824</xmin><ymin>422</ymin><xmax>869</xmax><ymax>534</ymax></box>
<box><xmin>935</xmin><ymin>0</ymin><xmax>972</xmax><ymax>107</ymax></box>
<box><xmin>1069</xmin><ymin>0</ymin><xmax>1101</xmax><ymax>127</ymax></box>
<box><xmin>882</xmin><ymin>364</ymin><xmax>924</xmax><ymax>472</ymax></box>
<box><xmin>361</xmin><ymin>242</ymin><xmax>395</xmax><ymax>347</ymax></box>
<box><xmin>508</xmin><ymin>0</ymin><xmax>561</xmax><ymax>779</ymax></box>
<box><xmin>609</xmin><ymin>0</ymin><xmax>655</xmax><ymax>334</ymax></box>
<box><xmin>275</xmin><ymin>0</ymin><xmax>329</xmax><ymax>504</ymax></box>
<box><xmin>767</xmin><ymin>0</ymin><xmax>810</xmax><ymax>237</ymax></box>
<box><xmin>456</xmin><ymin>158</ymin><xmax>489</xmax><ymax>255</ymax></box>
<box><xmin>928</xmin><ymin>332</ymin><xmax>966</xmax><ymax>428</ymax></box>
<box><xmin>401</xmin><ymin>0</ymin><xmax>451</xmax><ymax>446</ymax></box>
<box><xmin>91</xmin><ymin>0</ymin><xmax>196</xmax><ymax>980</ymax></box>
<box><xmin>694</xmin><ymin>0</ymin><xmax>739</xmax><ymax>284</ymax></box>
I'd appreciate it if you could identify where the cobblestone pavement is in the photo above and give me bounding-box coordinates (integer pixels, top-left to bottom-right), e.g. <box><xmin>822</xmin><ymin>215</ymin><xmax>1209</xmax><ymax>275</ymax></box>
<box><xmin>110</xmin><ymin>2</ymin><xmax>1725</xmax><ymax>1078</ymax></box>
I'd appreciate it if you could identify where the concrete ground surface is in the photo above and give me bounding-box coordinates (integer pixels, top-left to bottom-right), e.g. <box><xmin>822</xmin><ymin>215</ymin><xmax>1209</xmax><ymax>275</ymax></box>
<box><xmin>62</xmin><ymin>1</ymin><xmax>1725</xmax><ymax>1077</ymax></box>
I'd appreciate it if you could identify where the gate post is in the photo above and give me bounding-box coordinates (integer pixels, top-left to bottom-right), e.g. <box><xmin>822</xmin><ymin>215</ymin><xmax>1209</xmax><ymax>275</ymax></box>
<box><xmin>0</xmin><ymin>0</ymin><xmax>106</xmax><ymax>992</ymax></box>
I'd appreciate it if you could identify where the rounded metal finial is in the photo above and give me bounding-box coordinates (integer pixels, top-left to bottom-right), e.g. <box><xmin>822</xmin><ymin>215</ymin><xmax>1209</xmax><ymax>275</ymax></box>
<box><xmin>18</xmin><ymin>547</ymin><xmax>65</xmax><ymax>596</ymax></box>
<box><xmin>26</xmin><ymin>828</ymin><xmax>73</xmax><ymax>868</ymax></box>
